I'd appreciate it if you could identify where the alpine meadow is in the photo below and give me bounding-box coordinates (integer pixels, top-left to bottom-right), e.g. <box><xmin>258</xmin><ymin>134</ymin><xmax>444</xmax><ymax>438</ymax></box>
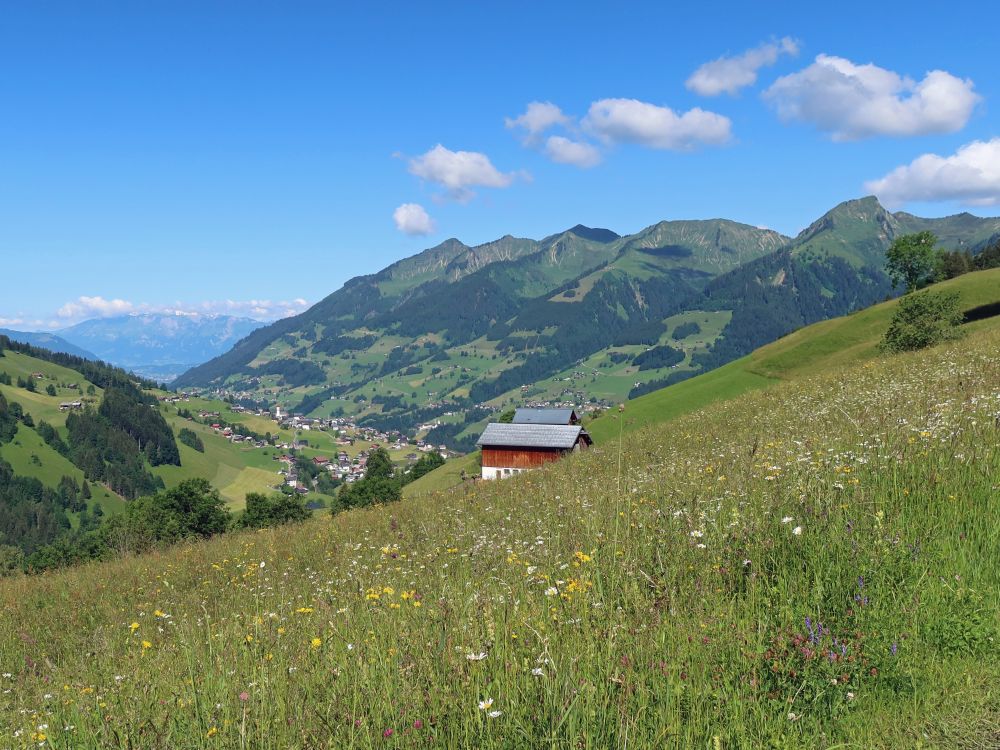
<box><xmin>3</xmin><ymin>3</ymin><xmax>1000</xmax><ymax>748</ymax></box>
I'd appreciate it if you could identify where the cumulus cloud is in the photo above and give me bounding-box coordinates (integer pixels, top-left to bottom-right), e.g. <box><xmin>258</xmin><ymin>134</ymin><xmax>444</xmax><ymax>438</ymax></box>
<box><xmin>864</xmin><ymin>137</ymin><xmax>1000</xmax><ymax>207</ymax></box>
<box><xmin>393</xmin><ymin>203</ymin><xmax>436</xmax><ymax>236</ymax></box>
<box><xmin>408</xmin><ymin>144</ymin><xmax>519</xmax><ymax>202</ymax></box>
<box><xmin>764</xmin><ymin>55</ymin><xmax>980</xmax><ymax>140</ymax></box>
<box><xmin>544</xmin><ymin>136</ymin><xmax>602</xmax><ymax>168</ymax></box>
<box><xmin>584</xmin><ymin>98</ymin><xmax>732</xmax><ymax>150</ymax></box>
<box><xmin>687</xmin><ymin>37</ymin><xmax>799</xmax><ymax>96</ymax></box>
<box><xmin>505</xmin><ymin>101</ymin><xmax>570</xmax><ymax>141</ymax></box>
<box><xmin>53</xmin><ymin>296</ymin><xmax>310</xmax><ymax>326</ymax></box>
<box><xmin>57</xmin><ymin>296</ymin><xmax>134</xmax><ymax>320</ymax></box>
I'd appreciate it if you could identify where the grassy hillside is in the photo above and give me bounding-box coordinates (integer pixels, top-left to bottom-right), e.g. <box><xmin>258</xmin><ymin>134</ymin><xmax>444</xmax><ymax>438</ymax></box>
<box><xmin>588</xmin><ymin>267</ymin><xmax>1000</xmax><ymax>442</ymax></box>
<box><xmin>0</xmin><ymin>324</ymin><xmax>996</xmax><ymax>747</ymax></box>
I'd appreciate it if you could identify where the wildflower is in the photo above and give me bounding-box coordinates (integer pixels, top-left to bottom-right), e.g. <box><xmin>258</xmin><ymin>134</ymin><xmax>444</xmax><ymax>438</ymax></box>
<box><xmin>141</xmin><ymin>641</ymin><xmax>152</xmax><ymax>650</ymax></box>
<box><xmin>488</xmin><ymin>710</ymin><xmax>503</xmax><ymax>718</ymax></box>
<box><xmin>206</xmin><ymin>726</ymin><xmax>218</xmax><ymax>738</ymax></box>
<box><xmin>545</xmin><ymin>587</ymin><xmax>558</xmax><ymax>597</ymax></box>
<box><xmin>689</xmin><ymin>530</ymin><xmax>703</xmax><ymax>538</ymax></box>
<box><xmin>129</xmin><ymin>622</ymin><xmax>140</xmax><ymax>632</ymax></box>
<box><xmin>846</xmin><ymin>691</ymin><xmax>855</xmax><ymax>701</ymax></box>
<box><xmin>787</xmin><ymin>712</ymin><xmax>798</xmax><ymax>721</ymax></box>
<box><xmin>478</xmin><ymin>698</ymin><xmax>494</xmax><ymax>710</ymax></box>
<box><xmin>311</xmin><ymin>637</ymin><xmax>322</xmax><ymax>649</ymax></box>
<box><xmin>781</xmin><ymin>516</ymin><xmax>794</xmax><ymax>524</ymax></box>
<box><xmin>531</xmin><ymin>667</ymin><xmax>545</xmax><ymax>677</ymax></box>
<box><xmin>239</xmin><ymin>691</ymin><xmax>249</xmax><ymax>702</ymax></box>
<box><xmin>383</xmin><ymin>728</ymin><xmax>394</xmax><ymax>737</ymax></box>
<box><xmin>792</xmin><ymin>526</ymin><xmax>802</xmax><ymax>536</ymax></box>
<box><xmin>413</xmin><ymin>719</ymin><xmax>423</xmax><ymax>729</ymax></box>
<box><xmin>466</xmin><ymin>652</ymin><xmax>487</xmax><ymax>661</ymax></box>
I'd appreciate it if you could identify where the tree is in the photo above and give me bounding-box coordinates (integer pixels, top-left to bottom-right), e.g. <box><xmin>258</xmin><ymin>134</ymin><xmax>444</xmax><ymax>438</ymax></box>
<box><xmin>240</xmin><ymin>492</ymin><xmax>311</xmax><ymax>529</ymax></box>
<box><xmin>45</xmin><ymin>384</ymin><xmax>57</xmax><ymax>396</ymax></box>
<box><xmin>880</xmin><ymin>290</ymin><xmax>964</xmax><ymax>353</ymax></box>
<box><xmin>885</xmin><ymin>231</ymin><xmax>940</xmax><ymax>292</ymax></box>
<box><xmin>497</xmin><ymin>408</ymin><xmax>516</xmax><ymax>423</ymax></box>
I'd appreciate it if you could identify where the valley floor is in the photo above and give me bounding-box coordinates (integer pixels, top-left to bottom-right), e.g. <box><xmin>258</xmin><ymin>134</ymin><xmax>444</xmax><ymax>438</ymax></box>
<box><xmin>0</xmin><ymin>328</ymin><xmax>997</xmax><ymax>748</ymax></box>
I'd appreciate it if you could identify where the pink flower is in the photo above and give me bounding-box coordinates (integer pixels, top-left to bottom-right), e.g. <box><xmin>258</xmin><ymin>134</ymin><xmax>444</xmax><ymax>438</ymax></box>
<box><xmin>239</xmin><ymin>691</ymin><xmax>250</xmax><ymax>702</ymax></box>
<box><xmin>383</xmin><ymin>728</ymin><xmax>394</xmax><ymax>737</ymax></box>
<box><xmin>412</xmin><ymin>719</ymin><xmax>423</xmax><ymax>730</ymax></box>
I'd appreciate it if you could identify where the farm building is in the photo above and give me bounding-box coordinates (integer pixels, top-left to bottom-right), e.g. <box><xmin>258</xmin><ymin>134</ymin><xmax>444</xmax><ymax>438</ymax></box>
<box><xmin>476</xmin><ymin>423</ymin><xmax>592</xmax><ymax>480</ymax></box>
<box><xmin>512</xmin><ymin>407</ymin><xmax>580</xmax><ymax>425</ymax></box>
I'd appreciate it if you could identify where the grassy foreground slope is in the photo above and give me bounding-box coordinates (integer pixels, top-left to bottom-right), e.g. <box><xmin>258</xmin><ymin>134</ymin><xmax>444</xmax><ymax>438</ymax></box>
<box><xmin>588</xmin><ymin>267</ymin><xmax>1000</xmax><ymax>442</ymax></box>
<box><xmin>1</xmin><ymin>327</ymin><xmax>998</xmax><ymax>747</ymax></box>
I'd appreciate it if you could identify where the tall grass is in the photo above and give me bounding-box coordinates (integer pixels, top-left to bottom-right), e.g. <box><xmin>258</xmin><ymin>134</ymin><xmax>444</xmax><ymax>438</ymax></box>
<box><xmin>1</xmin><ymin>329</ymin><xmax>997</xmax><ymax>748</ymax></box>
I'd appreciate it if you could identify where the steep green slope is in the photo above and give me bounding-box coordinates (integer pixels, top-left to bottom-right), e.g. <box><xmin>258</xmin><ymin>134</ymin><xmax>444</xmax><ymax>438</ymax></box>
<box><xmin>2</xmin><ymin>325</ymin><xmax>997</xmax><ymax>747</ymax></box>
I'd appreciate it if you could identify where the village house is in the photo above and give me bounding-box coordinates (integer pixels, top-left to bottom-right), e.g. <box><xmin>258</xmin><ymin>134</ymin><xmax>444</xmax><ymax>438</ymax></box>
<box><xmin>476</xmin><ymin>420</ymin><xmax>592</xmax><ymax>480</ymax></box>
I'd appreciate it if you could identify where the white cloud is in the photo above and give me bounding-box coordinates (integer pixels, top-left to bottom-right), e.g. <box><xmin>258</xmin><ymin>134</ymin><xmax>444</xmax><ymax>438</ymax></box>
<box><xmin>408</xmin><ymin>144</ymin><xmax>519</xmax><ymax>201</ymax></box>
<box><xmin>57</xmin><ymin>296</ymin><xmax>134</xmax><ymax>320</ymax></box>
<box><xmin>584</xmin><ymin>98</ymin><xmax>732</xmax><ymax>150</ymax></box>
<box><xmin>544</xmin><ymin>136</ymin><xmax>602</xmax><ymax>168</ymax></box>
<box><xmin>687</xmin><ymin>37</ymin><xmax>799</xmax><ymax>96</ymax></box>
<box><xmin>393</xmin><ymin>203</ymin><xmax>436</xmax><ymax>236</ymax></box>
<box><xmin>505</xmin><ymin>101</ymin><xmax>570</xmax><ymax>141</ymax></box>
<box><xmin>864</xmin><ymin>137</ymin><xmax>1000</xmax><ymax>207</ymax></box>
<box><xmin>53</xmin><ymin>296</ymin><xmax>311</xmax><ymax>326</ymax></box>
<box><xmin>764</xmin><ymin>54</ymin><xmax>980</xmax><ymax>140</ymax></box>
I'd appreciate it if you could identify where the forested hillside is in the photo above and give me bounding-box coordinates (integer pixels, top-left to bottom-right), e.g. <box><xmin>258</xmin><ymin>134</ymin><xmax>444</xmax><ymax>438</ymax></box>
<box><xmin>173</xmin><ymin>197</ymin><xmax>1000</xmax><ymax>448</ymax></box>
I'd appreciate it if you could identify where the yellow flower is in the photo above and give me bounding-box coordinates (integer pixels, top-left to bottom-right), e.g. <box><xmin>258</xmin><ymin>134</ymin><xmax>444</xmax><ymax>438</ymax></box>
<box><xmin>154</xmin><ymin>609</ymin><xmax>166</xmax><ymax>618</ymax></box>
<box><xmin>245</xmin><ymin>634</ymin><xmax>254</xmax><ymax>643</ymax></box>
<box><xmin>311</xmin><ymin>637</ymin><xmax>322</xmax><ymax>649</ymax></box>
<box><xmin>206</xmin><ymin>726</ymin><xmax>218</xmax><ymax>738</ymax></box>
<box><xmin>141</xmin><ymin>640</ymin><xmax>152</xmax><ymax>649</ymax></box>
<box><xmin>277</xmin><ymin>627</ymin><xmax>286</xmax><ymax>635</ymax></box>
<box><xmin>129</xmin><ymin>622</ymin><xmax>140</xmax><ymax>632</ymax></box>
<box><xmin>295</xmin><ymin>607</ymin><xmax>313</xmax><ymax>614</ymax></box>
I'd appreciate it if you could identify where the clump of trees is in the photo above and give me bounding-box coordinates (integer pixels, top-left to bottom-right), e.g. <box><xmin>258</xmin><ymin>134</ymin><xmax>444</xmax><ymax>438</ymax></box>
<box><xmin>886</xmin><ymin>232</ymin><xmax>1000</xmax><ymax>293</ymax></box>
<box><xmin>178</xmin><ymin>427</ymin><xmax>205</xmax><ymax>452</ymax></box>
<box><xmin>240</xmin><ymin>492</ymin><xmax>312</xmax><ymax>529</ymax></box>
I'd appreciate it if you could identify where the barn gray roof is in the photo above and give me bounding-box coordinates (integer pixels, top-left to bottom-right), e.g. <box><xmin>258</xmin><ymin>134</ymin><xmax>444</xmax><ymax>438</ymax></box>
<box><xmin>476</xmin><ymin>423</ymin><xmax>590</xmax><ymax>449</ymax></box>
<box><xmin>512</xmin><ymin>408</ymin><xmax>578</xmax><ymax>425</ymax></box>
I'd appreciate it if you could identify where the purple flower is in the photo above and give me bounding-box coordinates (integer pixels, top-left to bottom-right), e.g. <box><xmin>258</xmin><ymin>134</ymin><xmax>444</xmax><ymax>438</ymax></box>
<box><xmin>891</xmin><ymin>642</ymin><xmax>897</xmax><ymax>656</ymax></box>
<box><xmin>858</xmin><ymin>576</ymin><xmax>864</xmax><ymax>589</ymax></box>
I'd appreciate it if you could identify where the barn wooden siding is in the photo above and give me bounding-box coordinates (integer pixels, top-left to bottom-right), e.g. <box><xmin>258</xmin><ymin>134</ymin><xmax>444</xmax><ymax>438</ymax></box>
<box><xmin>481</xmin><ymin>446</ymin><xmax>564</xmax><ymax>469</ymax></box>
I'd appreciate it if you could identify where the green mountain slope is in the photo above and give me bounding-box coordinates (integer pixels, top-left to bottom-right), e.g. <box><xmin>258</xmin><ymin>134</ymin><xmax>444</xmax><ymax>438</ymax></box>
<box><xmin>589</xmin><ymin>267</ymin><xmax>1000</xmax><ymax>442</ymax></box>
<box><xmin>173</xmin><ymin>198</ymin><xmax>1000</xmax><ymax>454</ymax></box>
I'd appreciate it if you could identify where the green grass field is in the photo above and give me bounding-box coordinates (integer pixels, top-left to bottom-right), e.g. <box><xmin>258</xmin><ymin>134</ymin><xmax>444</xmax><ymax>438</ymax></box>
<box><xmin>0</xmin><ymin>322</ymin><xmax>996</xmax><ymax>747</ymax></box>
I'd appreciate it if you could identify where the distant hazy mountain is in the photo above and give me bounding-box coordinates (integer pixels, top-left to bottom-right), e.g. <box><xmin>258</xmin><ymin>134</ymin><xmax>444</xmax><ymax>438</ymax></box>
<box><xmin>0</xmin><ymin>328</ymin><xmax>97</xmax><ymax>359</ymax></box>
<box><xmin>58</xmin><ymin>314</ymin><xmax>264</xmax><ymax>381</ymax></box>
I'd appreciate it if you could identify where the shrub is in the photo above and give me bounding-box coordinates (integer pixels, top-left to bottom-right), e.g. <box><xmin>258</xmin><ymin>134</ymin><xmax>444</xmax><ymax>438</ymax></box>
<box><xmin>879</xmin><ymin>290</ymin><xmax>964</xmax><ymax>353</ymax></box>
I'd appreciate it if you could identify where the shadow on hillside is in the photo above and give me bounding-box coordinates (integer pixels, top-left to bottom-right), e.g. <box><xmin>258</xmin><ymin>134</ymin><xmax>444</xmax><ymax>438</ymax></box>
<box><xmin>962</xmin><ymin>302</ymin><xmax>1000</xmax><ymax>324</ymax></box>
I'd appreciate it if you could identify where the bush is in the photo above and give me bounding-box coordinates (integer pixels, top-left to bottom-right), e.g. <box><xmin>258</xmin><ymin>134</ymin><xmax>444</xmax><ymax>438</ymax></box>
<box><xmin>880</xmin><ymin>290</ymin><xmax>964</xmax><ymax>353</ymax></box>
<box><xmin>240</xmin><ymin>492</ymin><xmax>312</xmax><ymax>529</ymax></box>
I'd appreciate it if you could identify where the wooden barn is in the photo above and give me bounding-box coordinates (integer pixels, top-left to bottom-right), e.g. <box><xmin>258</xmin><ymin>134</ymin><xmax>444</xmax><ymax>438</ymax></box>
<box><xmin>476</xmin><ymin>423</ymin><xmax>593</xmax><ymax>479</ymax></box>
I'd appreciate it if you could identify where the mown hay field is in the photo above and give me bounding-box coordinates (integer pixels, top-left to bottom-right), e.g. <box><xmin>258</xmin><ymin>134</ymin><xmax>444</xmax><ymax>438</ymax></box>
<box><xmin>1</xmin><ymin>328</ymin><xmax>998</xmax><ymax>748</ymax></box>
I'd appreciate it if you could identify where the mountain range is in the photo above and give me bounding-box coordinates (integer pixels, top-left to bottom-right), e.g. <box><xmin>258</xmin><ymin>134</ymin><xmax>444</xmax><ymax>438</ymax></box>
<box><xmin>55</xmin><ymin>314</ymin><xmax>264</xmax><ymax>382</ymax></box>
<box><xmin>173</xmin><ymin>197</ymin><xmax>1000</xmax><ymax>449</ymax></box>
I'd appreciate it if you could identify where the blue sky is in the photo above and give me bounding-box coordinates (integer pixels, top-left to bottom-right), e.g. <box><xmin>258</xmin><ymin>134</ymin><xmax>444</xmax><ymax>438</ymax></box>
<box><xmin>2</xmin><ymin>1</ymin><xmax>998</xmax><ymax>329</ymax></box>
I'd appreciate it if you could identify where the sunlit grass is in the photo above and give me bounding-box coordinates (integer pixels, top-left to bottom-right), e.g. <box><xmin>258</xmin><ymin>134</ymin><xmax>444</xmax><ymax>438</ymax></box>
<box><xmin>1</xmin><ymin>328</ymin><xmax>997</xmax><ymax>747</ymax></box>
